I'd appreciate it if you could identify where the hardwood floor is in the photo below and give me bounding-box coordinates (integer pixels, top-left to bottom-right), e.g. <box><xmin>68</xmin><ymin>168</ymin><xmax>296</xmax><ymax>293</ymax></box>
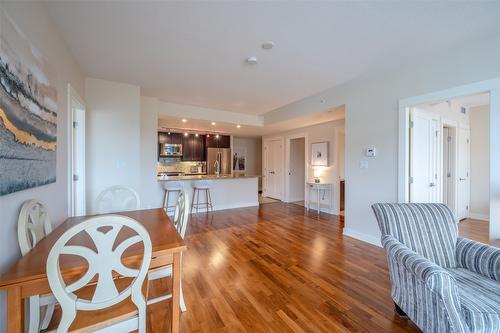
<box><xmin>148</xmin><ymin>203</ymin><xmax>421</xmax><ymax>333</ymax></box>
<box><xmin>459</xmin><ymin>218</ymin><xmax>500</xmax><ymax>247</ymax></box>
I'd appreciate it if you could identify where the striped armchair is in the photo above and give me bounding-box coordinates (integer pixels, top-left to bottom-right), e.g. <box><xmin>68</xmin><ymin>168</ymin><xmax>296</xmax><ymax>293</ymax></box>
<box><xmin>372</xmin><ymin>203</ymin><xmax>500</xmax><ymax>333</ymax></box>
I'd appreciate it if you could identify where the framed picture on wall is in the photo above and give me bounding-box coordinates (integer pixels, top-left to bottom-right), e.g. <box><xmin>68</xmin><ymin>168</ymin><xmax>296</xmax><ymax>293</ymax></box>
<box><xmin>311</xmin><ymin>142</ymin><xmax>328</xmax><ymax>166</ymax></box>
<box><xmin>233</xmin><ymin>147</ymin><xmax>247</xmax><ymax>173</ymax></box>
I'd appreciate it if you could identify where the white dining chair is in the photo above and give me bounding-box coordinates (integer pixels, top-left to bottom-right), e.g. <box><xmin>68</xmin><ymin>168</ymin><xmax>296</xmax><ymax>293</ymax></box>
<box><xmin>18</xmin><ymin>199</ymin><xmax>57</xmax><ymax>333</ymax></box>
<box><xmin>147</xmin><ymin>190</ymin><xmax>189</xmax><ymax>311</ymax></box>
<box><xmin>95</xmin><ymin>185</ymin><xmax>140</xmax><ymax>214</ymax></box>
<box><xmin>46</xmin><ymin>215</ymin><xmax>152</xmax><ymax>333</ymax></box>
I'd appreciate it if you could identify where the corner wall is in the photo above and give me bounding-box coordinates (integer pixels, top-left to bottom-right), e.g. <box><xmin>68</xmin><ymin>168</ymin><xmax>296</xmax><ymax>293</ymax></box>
<box><xmin>0</xmin><ymin>2</ymin><xmax>85</xmax><ymax>330</ymax></box>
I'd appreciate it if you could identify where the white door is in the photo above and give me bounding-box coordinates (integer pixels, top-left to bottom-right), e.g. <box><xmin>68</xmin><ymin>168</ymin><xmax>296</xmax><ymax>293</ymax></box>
<box><xmin>265</xmin><ymin>139</ymin><xmax>283</xmax><ymax>200</ymax></box>
<box><xmin>71</xmin><ymin>107</ymin><xmax>86</xmax><ymax>216</ymax></box>
<box><xmin>410</xmin><ymin>109</ymin><xmax>440</xmax><ymax>203</ymax></box>
<box><xmin>457</xmin><ymin>126</ymin><xmax>470</xmax><ymax>220</ymax></box>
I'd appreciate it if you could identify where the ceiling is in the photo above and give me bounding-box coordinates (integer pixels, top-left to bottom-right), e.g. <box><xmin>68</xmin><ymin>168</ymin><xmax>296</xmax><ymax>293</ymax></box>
<box><xmin>44</xmin><ymin>1</ymin><xmax>500</xmax><ymax>115</ymax></box>
<box><xmin>158</xmin><ymin>105</ymin><xmax>345</xmax><ymax>137</ymax></box>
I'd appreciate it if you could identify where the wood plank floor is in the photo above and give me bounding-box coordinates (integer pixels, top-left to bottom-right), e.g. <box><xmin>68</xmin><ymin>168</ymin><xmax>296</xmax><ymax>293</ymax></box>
<box><xmin>459</xmin><ymin>218</ymin><xmax>500</xmax><ymax>247</ymax></box>
<box><xmin>148</xmin><ymin>203</ymin><xmax>421</xmax><ymax>333</ymax></box>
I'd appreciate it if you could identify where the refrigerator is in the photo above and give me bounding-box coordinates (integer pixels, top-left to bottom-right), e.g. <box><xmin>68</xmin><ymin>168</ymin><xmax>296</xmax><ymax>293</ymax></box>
<box><xmin>207</xmin><ymin>148</ymin><xmax>232</xmax><ymax>175</ymax></box>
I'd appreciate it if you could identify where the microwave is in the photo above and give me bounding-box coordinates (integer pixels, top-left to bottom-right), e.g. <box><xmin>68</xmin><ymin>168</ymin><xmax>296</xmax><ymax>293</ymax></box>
<box><xmin>160</xmin><ymin>143</ymin><xmax>183</xmax><ymax>157</ymax></box>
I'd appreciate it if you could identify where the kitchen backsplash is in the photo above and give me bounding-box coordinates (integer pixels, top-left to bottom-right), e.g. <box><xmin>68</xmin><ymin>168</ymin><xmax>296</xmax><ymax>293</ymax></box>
<box><xmin>157</xmin><ymin>158</ymin><xmax>206</xmax><ymax>174</ymax></box>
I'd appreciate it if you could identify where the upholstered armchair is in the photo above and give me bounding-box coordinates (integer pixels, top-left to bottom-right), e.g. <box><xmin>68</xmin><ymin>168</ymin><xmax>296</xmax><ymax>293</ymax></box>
<box><xmin>372</xmin><ymin>203</ymin><xmax>500</xmax><ymax>333</ymax></box>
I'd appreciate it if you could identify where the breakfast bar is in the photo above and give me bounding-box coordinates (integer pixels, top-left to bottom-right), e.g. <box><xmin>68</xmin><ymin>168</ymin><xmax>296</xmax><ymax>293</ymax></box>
<box><xmin>158</xmin><ymin>174</ymin><xmax>259</xmax><ymax>212</ymax></box>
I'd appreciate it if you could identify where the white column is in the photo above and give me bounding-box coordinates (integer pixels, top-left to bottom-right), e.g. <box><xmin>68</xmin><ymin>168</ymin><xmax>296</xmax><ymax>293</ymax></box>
<box><xmin>490</xmin><ymin>88</ymin><xmax>500</xmax><ymax>241</ymax></box>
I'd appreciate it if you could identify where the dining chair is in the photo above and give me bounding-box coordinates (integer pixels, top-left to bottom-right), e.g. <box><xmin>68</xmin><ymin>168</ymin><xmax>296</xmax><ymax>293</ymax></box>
<box><xmin>95</xmin><ymin>185</ymin><xmax>141</xmax><ymax>214</ymax></box>
<box><xmin>18</xmin><ymin>199</ymin><xmax>57</xmax><ymax>333</ymax></box>
<box><xmin>46</xmin><ymin>214</ymin><xmax>152</xmax><ymax>332</ymax></box>
<box><xmin>147</xmin><ymin>190</ymin><xmax>189</xmax><ymax>311</ymax></box>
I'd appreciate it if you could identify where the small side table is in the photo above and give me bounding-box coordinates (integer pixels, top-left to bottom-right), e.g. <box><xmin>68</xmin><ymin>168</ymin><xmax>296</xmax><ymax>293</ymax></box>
<box><xmin>306</xmin><ymin>182</ymin><xmax>333</xmax><ymax>215</ymax></box>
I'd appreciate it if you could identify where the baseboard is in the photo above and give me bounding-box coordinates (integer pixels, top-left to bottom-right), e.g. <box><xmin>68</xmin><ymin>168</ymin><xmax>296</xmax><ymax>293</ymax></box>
<box><xmin>467</xmin><ymin>213</ymin><xmax>489</xmax><ymax>221</ymax></box>
<box><xmin>189</xmin><ymin>201</ymin><xmax>259</xmax><ymax>214</ymax></box>
<box><xmin>343</xmin><ymin>228</ymin><xmax>382</xmax><ymax>248</ymax></box>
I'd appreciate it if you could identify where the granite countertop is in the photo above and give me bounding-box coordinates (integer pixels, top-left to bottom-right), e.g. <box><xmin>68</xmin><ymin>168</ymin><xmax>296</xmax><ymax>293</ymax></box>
<box><xmin>158</xmin><ymin>174</ymin><xmax>260</xmax><ymax>181</ymax></box>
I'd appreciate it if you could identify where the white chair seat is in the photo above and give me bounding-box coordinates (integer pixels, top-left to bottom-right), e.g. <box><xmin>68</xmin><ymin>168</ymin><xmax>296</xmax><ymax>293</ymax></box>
<box><xmin>193</xmin><ymin>180</ymin><xmax>212</xmax><ymax>189</ymax></box>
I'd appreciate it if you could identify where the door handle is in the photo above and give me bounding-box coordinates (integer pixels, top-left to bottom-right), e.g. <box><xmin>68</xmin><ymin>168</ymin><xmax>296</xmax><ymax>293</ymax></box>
<box><xmin>429</xmin><ymin>182</ymin><xmax>436</xmax><ymax>187</ymax></box>
<box><xmin>459</xmin><ymin>178</ymin><xmax>466</xmax><ymax>181</ymax></box>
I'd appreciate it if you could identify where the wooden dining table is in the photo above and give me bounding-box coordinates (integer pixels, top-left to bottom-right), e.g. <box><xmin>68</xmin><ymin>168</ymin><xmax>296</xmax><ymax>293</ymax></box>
<box><xmin>0</xmin><ymin>208</ymin><xmax>186</xmax><ymax>333</ymax></box>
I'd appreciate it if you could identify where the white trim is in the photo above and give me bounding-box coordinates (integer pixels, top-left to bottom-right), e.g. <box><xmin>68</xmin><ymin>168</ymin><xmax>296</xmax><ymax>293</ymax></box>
<box><xmin>284</xmin><ymin>132</ymin><xmax>308</xmax><ymax>203</ymax></box>
<box><xmin>490</xmin><ymin>88</ymin><xmax>500</xmax><ymax>240</ymax></box>
<box><xmin>191</xmin><ymin>201</ymin><xmax>259</xmax><ymax>213</ymax></box>
<box><xmin>342</xmin><ymin>228</ymin><xmax>382</xmax><ymax>248</ymax></box>
<box><xmin>67</xmin><ymin>84</ymin><xmax>86</xmax><ymax>217</ymax></box>
<box><xmin>441</xmin><ymin>118</ymin><xmax>458</xmax><ymax>216</ymax></box>
<box><xmin>468</xmin><ymin>213</ymin><xmax>489</xmax><ymax>221</ymax></box>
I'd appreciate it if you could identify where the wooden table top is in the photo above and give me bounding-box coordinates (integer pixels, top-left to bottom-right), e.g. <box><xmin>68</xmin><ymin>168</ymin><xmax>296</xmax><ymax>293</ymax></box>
<box><xmin>0</xmin><ymin>208</ymin><xmax>186</xmax><ymax>289</ymax></box>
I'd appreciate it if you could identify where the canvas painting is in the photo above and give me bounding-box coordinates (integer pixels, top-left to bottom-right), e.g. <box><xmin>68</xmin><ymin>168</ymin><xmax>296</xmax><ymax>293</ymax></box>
<box><xmin>311</xmin><ymin>142</ymin><xmax>328</xmax><ymax>166</ymax></box>
<box><xmin>0</xmin><ymin>10</ymin><xmax>58</xmax><ymax>196</ymax></box>
<box><xmin>233</xmin><ymin>147</ymin><xmax>246</xmax><ymax>172</ymax></box>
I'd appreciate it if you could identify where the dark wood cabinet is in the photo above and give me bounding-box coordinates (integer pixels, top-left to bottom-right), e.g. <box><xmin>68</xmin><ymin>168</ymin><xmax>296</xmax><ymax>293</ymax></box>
<box><xmin>158</xmin><ymin>132</ymin><xmax>182</xmax><ymax>144</ymax></box>
<box><xmin>205</xmin><ymin>135</ymin><xmax>230</xmax><ymax>148</ymax></box>
<box><xmin>340</xmin><ymin>180</ymin><xmax>345</xmax><ymax>211</ymax></box>
<box><xmin>182</xmin><ymin>134</ymin><xmax>205</xmax><ymax>161</ymax></box>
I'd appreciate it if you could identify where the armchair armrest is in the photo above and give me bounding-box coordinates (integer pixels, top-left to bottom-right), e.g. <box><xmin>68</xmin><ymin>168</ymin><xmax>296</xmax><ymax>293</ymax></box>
<box><xmin>382</xmin><ymin>235</ymin><xmax>454</xmax><ymax>285</ymax></box>
<box><xmin>456</xmin><ymin>237</ymin><xmax>500</xmax><ymax>281</ymax></box>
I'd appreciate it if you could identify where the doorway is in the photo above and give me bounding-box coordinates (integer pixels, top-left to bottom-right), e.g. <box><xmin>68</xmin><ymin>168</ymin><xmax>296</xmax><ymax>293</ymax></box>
<box><xmin>442</xmin><ymin>123</ymin><xmax>457</xmax><ymax>213</ymax></box>
<box><xmin>287</xmin><ymin>136</ymin><xmax>306</xmax><ymax>206</ymax></box>
<box><xmin>68</xmin><ymin>85</ymin><xmax>86</xmax><ymax>217</ymax></box>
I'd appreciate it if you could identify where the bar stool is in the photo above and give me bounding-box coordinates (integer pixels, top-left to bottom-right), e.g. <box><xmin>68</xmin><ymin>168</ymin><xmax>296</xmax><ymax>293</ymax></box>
<box><xmin>191</xmin><ymin>180</ymin><xmax>213</xmax><ymax>213</ymax></box>
<box><xmin>163</xmin><ymin>181</ymin><xmax>183</xmax><ymax>214</ymax></box>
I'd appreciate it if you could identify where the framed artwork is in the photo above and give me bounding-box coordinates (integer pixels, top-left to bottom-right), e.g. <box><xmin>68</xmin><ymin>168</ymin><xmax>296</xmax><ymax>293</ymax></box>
<box><xmin>0</xmin><ymin>10</ymin><xmax>58</xmax><ymax>196</ymax></box>
<box><xmin>311</xmin><ymin>142</ymin><xmax>328</xmax><ymax>166</ymax></box>
<box><xmin>233</xmin><ymin>147</ymin><xmax>246</xmax><ymax>173</ymax></box>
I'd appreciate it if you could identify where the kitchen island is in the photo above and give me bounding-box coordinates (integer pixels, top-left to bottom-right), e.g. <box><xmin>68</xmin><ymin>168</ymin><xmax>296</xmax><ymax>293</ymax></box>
<box><xmin>158</xmin><ymin>174</ymin><xmax>260</xmax><ymax>212</ymax></box>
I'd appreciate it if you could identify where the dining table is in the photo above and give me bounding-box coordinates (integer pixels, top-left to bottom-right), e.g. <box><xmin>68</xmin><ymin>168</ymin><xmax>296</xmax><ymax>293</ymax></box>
<box><xmin>0</xmin><ymin>208</ymin><xmax>186</xmax><ymax>333</ymax></box>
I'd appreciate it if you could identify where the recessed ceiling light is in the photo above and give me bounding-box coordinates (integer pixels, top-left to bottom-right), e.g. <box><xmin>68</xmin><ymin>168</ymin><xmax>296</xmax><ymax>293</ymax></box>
<box><xmin>167</xmin><ymin>132</ymin><xmax>171</xmax><ymax>135</ymax></box>
<box><xmin>236</xmin><ymin>125</ymin><xmax>241</xmax><ymax>128</ymax></box>
<box><xmin>211</xmin><ymin>122</ymin><xmax>216</xmax><ymax>126</ymax></box>
<box><xmin>262</xmin><ymin>41</ymin><xmax>275</xmax><ymax>50</ymax></box>
<box><xmin>246</xmin><ymin>56</ymin><xmax>258</xmax><ymax>65</ymax></box>
<box><xmin>182</xmin><ymin>118</ymin><xmax>187</xmax><ymax>123</ymax></box>
<box><xmin>184</xmin><ymin>132</ymin><xmax>188</xmax><ymax>136</ymax></box>
<box><xmin>195</xmin><ymin>133</ymin><xmax>199</xmax><ymax>137</ymax></box>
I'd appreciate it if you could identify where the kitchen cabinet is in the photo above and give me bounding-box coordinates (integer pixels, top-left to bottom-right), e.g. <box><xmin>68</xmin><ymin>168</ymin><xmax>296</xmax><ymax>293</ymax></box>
<box><xmin>158</xmin><ymin>132</ymin><xmax>182</xmax><ymax>144</ymax></box>
<box><xmin>206</xmin><ymin>135</ymin><xmax>230</xmax><ymax>149</ymax></box>
<box><xmin>182</xmin><ymin>134</ymin><xmax>205</xmax><ymax>161</ymax></box>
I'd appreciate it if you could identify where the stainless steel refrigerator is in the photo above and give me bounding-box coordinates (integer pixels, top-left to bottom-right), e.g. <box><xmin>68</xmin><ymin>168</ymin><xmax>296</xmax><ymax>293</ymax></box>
<box><xmin>207</xmin><ymin>148</ymin><xmax>232</xmax><ymax>175</ymax></box>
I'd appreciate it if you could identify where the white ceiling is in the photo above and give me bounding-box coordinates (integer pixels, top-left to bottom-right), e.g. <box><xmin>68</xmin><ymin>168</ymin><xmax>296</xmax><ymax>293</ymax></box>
<box><xmin>158</xmin><ymin>105</ymin><xmax>345</xmax><ymax>137</ymax></box>
<box><xmin>45</xmin><ymin>1</ymin><xmax>500</xmax><ymax>115</ymax></box>
<box><xmin>453</xmin><ymin>93</ymin><xmax>490</xmax><ymax>108</ymax></box>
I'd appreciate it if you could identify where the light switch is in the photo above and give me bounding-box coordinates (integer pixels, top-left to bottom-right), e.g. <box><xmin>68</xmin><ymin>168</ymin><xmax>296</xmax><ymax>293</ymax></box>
<box><xmin>359</xmin><ymin>160</ymin><xmax>369</xmax><ymax>169</ymax></box>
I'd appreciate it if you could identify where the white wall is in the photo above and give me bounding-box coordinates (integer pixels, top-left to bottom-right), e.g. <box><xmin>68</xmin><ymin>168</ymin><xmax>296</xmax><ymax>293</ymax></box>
<box><xmin>0</xmin><ymin>2</ymin><xmax>84</xmax><ymax>330</ymax></box>
<box><xmin>470</xmin><ymin>105</ymin><xmax>490</xmax><ymax>219</ymax></box>
<box><xmin>263</xmin><ymin>34</ymin><xmax>500</xmax><ymax>246</ymax></box>
<box><xmin>85</xmin><ymin>78</ymin><xmax>141</xmax><ymax>213</ymax></box>
<box><xmin>416</xmin><ymin>100</ymin><xmax>470</xmax><ymax>125</ymax></box>
<box><xmin>289</xmin><ymin>138</ymin><xmax>305</xmax><ymax>201</ymax></box>
<box><xmin>264</xmin><ymin>119</ymin><xmax>345</xmax><ymax>213</ymax></box>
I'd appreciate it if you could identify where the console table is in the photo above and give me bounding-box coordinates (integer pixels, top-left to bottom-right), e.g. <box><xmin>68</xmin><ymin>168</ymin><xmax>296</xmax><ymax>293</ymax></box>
<box><xmin>306</xmin><ymin>182</ymin><xmax>334</xmax><ymax>215</ymax></box>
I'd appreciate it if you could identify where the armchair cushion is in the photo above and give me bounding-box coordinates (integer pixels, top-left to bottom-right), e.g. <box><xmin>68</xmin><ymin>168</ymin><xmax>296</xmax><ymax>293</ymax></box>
<box><xmin>456</xmin><ymin>238</ymin><xmax>500</xmax><ymax>281</ymax></box>
<box><xmin>447</xmin><ymin>268</ymin><xmax>500</xmax><ymax>333</ymax></box>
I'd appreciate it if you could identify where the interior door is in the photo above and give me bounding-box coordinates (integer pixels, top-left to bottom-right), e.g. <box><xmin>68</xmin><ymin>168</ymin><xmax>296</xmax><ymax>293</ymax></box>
<box><xmin>457</xmin><ymin>126</ymin><xmax>470</xmax><ymax>220</ymax></box>
<box><xmin>72</xmin><ymin>107</ymin><xmax>86</xmax><ymax>216</ymax></box>
<box><xmin>265</xmin><ymin>139</ymin><xmax>283</xmax><ymax>200</ymax></box>
<box><xmin>410</xmin><ymin>109</ymin><xmax>440</xmax><ymax>203</ymax></box>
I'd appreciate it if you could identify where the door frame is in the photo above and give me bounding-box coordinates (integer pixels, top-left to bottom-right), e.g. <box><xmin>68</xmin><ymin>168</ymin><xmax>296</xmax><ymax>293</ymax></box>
<box><xmin>457</xmin><ymin>123</ymin><xmax>471</xmax><ymax>220</ymax></box>
<box><xmin>441</xmin><ymin>118</ymin><xmax>458</xmax><ymax>215</ymax></box>
<box><xmin>284</xmin><ymin>132</ymin><xmax>308</xmax><ymax>203</ymax></box>
<box><xmin>398</xmin><ymin>77</ymin><xmax>500</xmax><ymax>240</ymax></box>
<box><xmin>263</xmin><ymin>136</ymin><xmax>285</xmax><ymax>200</ymax></box>
<box><xmin>67</xmin><ymin>84</ymin><xmax>86</xmax><ymax>217</ymax></box>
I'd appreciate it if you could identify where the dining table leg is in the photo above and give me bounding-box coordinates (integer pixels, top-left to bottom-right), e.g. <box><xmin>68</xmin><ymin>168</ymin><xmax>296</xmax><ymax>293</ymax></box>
<box><xmin>171</xmin><ymin>251</ymin><xmax>181</xmax><ymax>333</ymax></box>
<box><xmin>7</xmin><ymin>286</ymin><xmax>24</xmax><ymax>333</ymax></box>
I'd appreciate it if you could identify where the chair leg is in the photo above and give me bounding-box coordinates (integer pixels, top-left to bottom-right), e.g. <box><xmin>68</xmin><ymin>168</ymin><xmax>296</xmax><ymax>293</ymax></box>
<box><xmin>180</xmin><ymin>283</ymin><xmax>187</xmax><ymax>312</ymax></box>
<box><xmin>394</xmin><ymin>302</ymin><xmax>407</xmax><ymax>317</ymax></box>
<box><xmin>40</xmin><ymin>303</ymin><xmax>55</xmax><ymax>330</ymax></box>
<box><xmin>191</xmin><ymin>189</ymin><xmax>196</xmax><ymax>214</ymax></box>
<box><xmin>207</xmin><ymin>189</ymin><xmax>213</xmax><ymax>211</ymax></box>
<box><xmin>28</xmin><ymin>295</ymin><xmax>40</xmax><ymax>333</ymax></box>
<box><xmin>196</xmin><ymin>188</ymin><xmax>200</xmax><ymax>213</ymax></box>
<box><xmin>163</xmin><ymin>189</ymin><xmax>168</xmax><ymax>210</ymax></box>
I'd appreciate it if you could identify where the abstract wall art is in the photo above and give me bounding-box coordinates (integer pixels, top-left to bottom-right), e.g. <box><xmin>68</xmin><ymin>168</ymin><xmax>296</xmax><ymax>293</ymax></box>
<box><xmin>0</xmin><ymin>10</ymin><xmax>58</xmax><ymax>196</ymax></box>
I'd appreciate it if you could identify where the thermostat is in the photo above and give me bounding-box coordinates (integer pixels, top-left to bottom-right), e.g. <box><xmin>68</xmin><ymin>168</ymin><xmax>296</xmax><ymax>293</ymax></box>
<box><xmin>365</xmin><ymin>148</ymin><xmax>376</xmax><ymax>157</ymax></box>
